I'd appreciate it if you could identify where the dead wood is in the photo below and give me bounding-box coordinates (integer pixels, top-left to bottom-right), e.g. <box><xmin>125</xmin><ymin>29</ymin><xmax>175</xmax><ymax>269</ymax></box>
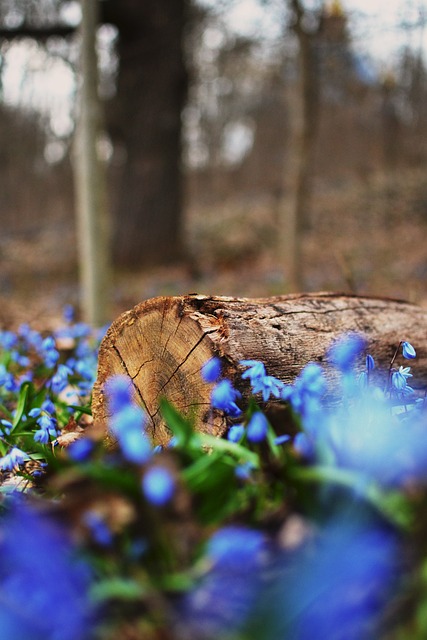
<box><xmin>92</xmin><ymin>293</ymin><xmax>427</xmax><ymax>445</ymax></box>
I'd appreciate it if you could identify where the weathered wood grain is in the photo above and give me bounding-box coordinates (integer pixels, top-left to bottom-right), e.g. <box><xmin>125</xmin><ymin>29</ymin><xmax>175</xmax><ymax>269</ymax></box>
<box><xmin>92</xmin><ymin>293</ymin><xmax>427</xmax><ymax>445</ymax></box>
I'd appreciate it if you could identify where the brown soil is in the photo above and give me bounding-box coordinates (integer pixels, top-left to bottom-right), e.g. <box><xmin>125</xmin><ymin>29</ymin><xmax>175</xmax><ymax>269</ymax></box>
<box><xmin>1</xmin><ymin>168</ymin><xmax>427</xmax><ymax>330</ymax></box>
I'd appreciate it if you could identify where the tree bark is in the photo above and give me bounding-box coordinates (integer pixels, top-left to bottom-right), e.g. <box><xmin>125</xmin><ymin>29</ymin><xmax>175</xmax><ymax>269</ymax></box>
<box><xmin>103</xmin><ymin>0</ymin><xmax>188</xmax><ymax>268</ymax></box>
<box><xmin>74</xmin><ymin>0</ymin><xmax>111</xmax><ymax>326</ymax></box>
<box><xmin>92</xmin><ymin>293</ymin><xmax>427</xmax><ymax>446</ymax></box>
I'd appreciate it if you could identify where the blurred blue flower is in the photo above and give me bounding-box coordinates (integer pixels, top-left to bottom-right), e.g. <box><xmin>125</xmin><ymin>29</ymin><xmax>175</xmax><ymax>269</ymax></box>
<box><xmin>40</xmin><ymin>336</ymin><xmax>60</xmax><ymax>369</ymax></box>
<box><xmin>0</xmin><ymin>447</ymin><xmax>29</xmax><ymax>471</ymax></box>
<box><xmin>118</xmin><ymin>424</ymin><xmax>152</xmax><ymax>465</ymax></box>
<box><xmin>63</xmin><ymin>304</ymin><xmax>75</xmax><ymax>323</ymax></box>
<box><xmin>0</xmin><ymin>502</ymin><xmax>94</xmax><ymax>640</ymax></box>
<box><xmin>18</xmin><ymin>324</ymin><xmax>42</xmax><ymax>351</ymax></box>
<box><xmin>254</xmin><ymin>514</ymin><xmax>398</xmax><ymax>640</ymax></box>
<box><xmin>201</xmin><ymin>357</ymin><xmax>222</xmax><ymax>383</ymax></box>
<box><xmin>0</xmin><ymin>364</ymin><xmax>16</xmax><ymax>393</ymax></box>
<box><xmin>68</xmin><ymin>438</ymin><xmax>95</xmax><ymax>462</ymax></box>
<box><xmin>105</xmin><ymin>375</ymin><xmax>134</xmax><ymax>414</ymax></box>
<box><xmin>50</xmin><ymin>364</ymin><xmax>73</xmax><ymax>394</ymax></box>
<box><xmin>142</xmin><ymin>466</ymin><xmax>175</xmax><ymax>506</ymax></box>
<box><xmin>327</xmin><ymin>333</ymin><xmax>366</xmax><ymax>372</ymax></box>
<box><xmin>294</xmin><ymin>432</ymin><xmax>315</xmax><ymax>459</ymax></box>
<box><xmin>109</xmin><ymin>404</ymin><xmax>151</xmax><ymax>465</ymax></box>
<box><xmin>178</xmin><ymin>526</ymin><xmax>267</xmax><ymax>638</ymax></box>
<box><xmin>211</xmin><ymin>380</ymin><xmax>241</xmax><ymax>416</ymax></box>
<box><xmin>227</xmin><ymin>424</ymin><xmax>245</xmax><ymax>442</ymax></box>
<box><xmin>235</xmin><ymin>461</ymin><xmax>255</xmax><ymax>480</ymax></box>
<box><xmin>10</xmin><ymin>351</ymin><xmax>30</xmax><ymax>368</ymax></box>
<box><xmin>247</xmin><ymin>412</ymin><xmax>269</xmax><ymax>443</ymax></box>
<box><xmin>282</xmin><ymin>363</ymin><xmax>326</xmax><ymax>424</ymax></box>
<box><xmin>83</xmin><ymin>510</ymin><xmax>113</xmax><ymax>547</ymax></box>
<box><xmin>402</xmin><ymin>341</ymin><xmax>416</xmax><ymax>359</ymax></box>
<box><xmin>0</xmin><ymin>330</ymin><xmax>18</xmax><ymax>351</ymax></box>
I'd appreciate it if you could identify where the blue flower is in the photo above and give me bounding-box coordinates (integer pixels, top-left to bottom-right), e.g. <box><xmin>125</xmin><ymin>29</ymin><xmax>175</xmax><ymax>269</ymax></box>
<box><xmin>282</xmin><ymin>363</ymin><xmax>326</xmax><ymax>417</ymax></box>
<box><xmin>0</xmin><ymin>330</ymin><xmax>18</xmax><ymax>351</ymax></box>
<box><xmin>227</xmin><ymin>424</ymin><xmax>245</xmax><ymax>442</ymax></box>
<box><xmin>391</xmin><ymin>366</ymin><xmax>412</xmax><ymax>391</ymax></box>
<box><xmin>50</xmin><ymin>364</ymin><xmax>73</xmax><ymax>394</ymax></box>
<box><xmin>241</xmin><ymin>360</ymin><xmax>285</xmax><ymax>401</ymax></box>
<box><xmin>179</xmin><ymin>526</ymin><xmax>267</xmax><ymax>638</ymax></box>
<box><xmin>201</xmin><ymin>357</ymin><xmax>222</xmax><ymax>383</ymax></box>
<box><xmin>105</xmin><ymin>375</ymin><xmax>134</xmax><ymax>414</ymax></box>
<box><xmin>252</xmin><ymin>374</ymin><xmax>285</xmax><ymax>401</ymax></box>
<box><xmin>328</xmin><ymin>333</ymin><xmax>366</xmax><ymax>372</ymax></box>
<box><xmin>246</xmin><ymin>412</ymin><xmax>269</xmax><ymax>443</ymax></box>
<box><xmin>118</xmin><ymin>425</ymin><xmax>152</xmax><ymax>464</ymax></box>
<box><xmin>68</xmin><ymin>438</ymin><xmax>94</xmax><ymax>462</ymax></box>
<box><xmin>63</xmin><ymin>304</ymin><xmax>75</xmax><ymax>323</ymax></box>
<box><xmin>293</xmin><ymin>432</ymin><xmax>315</xmax><ymax>459</ymax></box>
<box><xmin>235</xmin><ymin>461</ymin><xmax>255</xmax><ymax>480</ymax></box>
<box><xmin>255</xmin><ymin>514</ymin><xmax>398</xmax><ymax>640</ymax></box>
<box><xmin>0</xmin><ymin>502</ymin><xmax>94</xmax><ymax>640</ymax></box>
<box><xmin>211</xmin><ymin>380</ymin><xmax>242</xmax><ymax>416</ymax></box>
<box><xmin>207</xmin><ymin>526</ymin><xmax>266</xmax><ymax>570</ymax></box>
<box><xmin>241</xmin><ymin>360</ymin><xmax>266</xmax><ymax>383</ymax></box>
<box><xmin>142</xmin><ymin>466</ymin><xmax>175</xmax><ymax>506</ymax></box>
<box><xmin>109</xmin><ymin>405</ymin><xmax>151</xmax><ymax>464</ymax></box>
<box><xmin>0</xmin><ymin>364</ymin><xmax>16</xmax><ymax>393</ymax></box>
<box><xmin>402</xmin><ymin>341</ymin><xmax>416</xmax><ymax>359</ymax></box>
<box><xmin>83</xmin><ymin>510</ymin><xmax>113</xmax><ymax>546</ymax></box>
<box><xmin>0</xmin><ymin>447</ymin><xmax>29</xmax><ymax>471</ymax></box>
<box><xmin>40</xmin><ymin>336</ymin><xmax>60</xmax><ymax>368</ymax></box>
<box><xmin>366</xmin><ymin>354</ymin><xmax>375</xmax><ymax>372</ymax></box>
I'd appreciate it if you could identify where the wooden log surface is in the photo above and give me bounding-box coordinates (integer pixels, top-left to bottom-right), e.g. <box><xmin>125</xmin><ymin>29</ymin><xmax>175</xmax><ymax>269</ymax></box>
<box><xmin>92</xmin><ymin>293</ymin><xmax>427</xmax><ymax>446</ymax></box>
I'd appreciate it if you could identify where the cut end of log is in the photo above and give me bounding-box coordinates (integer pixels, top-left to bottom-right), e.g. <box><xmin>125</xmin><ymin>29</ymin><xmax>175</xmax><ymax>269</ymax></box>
<box><xmin>92</xmin><ymin>292</ymin><xmax>427</xmax><ymax>446</ymax></box>
<box><xmin>92</xmin><ymin>296</ymin><xmax>228</xmax><ymax>446</ymax></box>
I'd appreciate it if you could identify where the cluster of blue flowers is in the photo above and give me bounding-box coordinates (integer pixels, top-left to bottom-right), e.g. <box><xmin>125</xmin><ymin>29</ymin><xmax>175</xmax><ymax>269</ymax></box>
<box><xmin>0</xmin><ymin>307</ymin><xmax>105</xmax><ymax>471</ymax></box>
<box><xmin>105</xmin><ymin>374</ymin><xmax>175</xmax><ymax>506</ymax></box>
<box><xmin>0</xmin><ymin>501</ymin><xmax>94</xmax><ymax>640</ymax></box>
<box><xmin>1</xmin><ymin>313</ymin><xmax>427</xmax><ymax>639</ymax></box>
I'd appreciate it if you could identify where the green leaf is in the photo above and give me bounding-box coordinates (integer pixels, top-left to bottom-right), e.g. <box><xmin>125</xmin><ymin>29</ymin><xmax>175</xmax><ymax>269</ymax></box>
<box><xmin>11</xmin><ymin>381</ymin><xmax>33</xmax><ymax>431</ymax></box>
<box><xmin>90</xmin><ymin>577</ymin><xmax>147</xmax><ymax>603</ymax></box>
<box><xmin>0</xmin><ymin>403</ymin><xmax>12</xmax><ymax>420</ymax></box>
<box><xmin>290</xmin><ymin>465</ymin><xmax>413</xmax><ymax>529</ymax></box>
<box><xmin>67</xmin><ymin>404</ymin><xmax>92</xmax><ymax>416</ymax></box>
<box><xmin>199</xmin><ymin>434</ymin><xmax>259</xmax><ymax>467</ymax></box>
<box><xmin>159</xmin><ymin>397</ymin><xmax>198</xmax><ymax>447</ymax></box>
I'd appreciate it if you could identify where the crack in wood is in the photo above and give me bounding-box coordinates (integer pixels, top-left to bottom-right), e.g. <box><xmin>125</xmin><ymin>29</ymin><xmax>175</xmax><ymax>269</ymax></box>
<box><xmin>150</xmin><ymin>332</ymin><xmax>210</xmax><ymax>421</ymax></box>
<box><xmin>162</xmin><ymin>311</ymin><xmax>184</xmax><ymax>361</ymax></box>
<box><xmin>112</xmin><ymin>344</ymin><xmax>155</xmax><ymax>427</ymax></box>
<box><xmin>130</xmin><ymin>358</ymin><xmax>154</xmax><ymax>381</ymax></box>
<box><xmin>268</xmin><ymin>304</ymin><xmax>390</xmax><ymax>318</ymax></box>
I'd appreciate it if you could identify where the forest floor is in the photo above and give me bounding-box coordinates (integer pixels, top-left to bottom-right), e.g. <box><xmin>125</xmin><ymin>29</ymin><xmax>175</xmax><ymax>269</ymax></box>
<box><xmin>1</xmin><ymin>167</ymin><xmax>427</xmax><ymax>330</ymax></box>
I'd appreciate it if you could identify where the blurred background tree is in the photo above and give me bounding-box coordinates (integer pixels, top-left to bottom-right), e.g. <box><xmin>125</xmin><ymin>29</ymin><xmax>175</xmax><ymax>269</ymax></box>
<box><xmin>0</xmin><ymin>0</ymin><xmax>427</xmax><ymax>325</ymax></box>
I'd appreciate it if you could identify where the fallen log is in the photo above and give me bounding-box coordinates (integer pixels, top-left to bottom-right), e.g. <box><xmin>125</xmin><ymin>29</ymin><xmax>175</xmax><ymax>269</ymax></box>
<box><xmin>92</xmin><ymin>293</ymin><xmax>427</xmax><ymax>446</ymax></box>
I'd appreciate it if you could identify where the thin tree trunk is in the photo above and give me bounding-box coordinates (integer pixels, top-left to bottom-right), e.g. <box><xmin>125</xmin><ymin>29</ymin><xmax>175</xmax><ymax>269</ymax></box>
<box><xmin>278</xmin><ymin>0</ymin><xmax>320</xmax><ymax>291</ymax></box>
<box><xmin>74</xmin><ymin>0</ymin><xmax>111</xmax><ymax>326</ymax></box>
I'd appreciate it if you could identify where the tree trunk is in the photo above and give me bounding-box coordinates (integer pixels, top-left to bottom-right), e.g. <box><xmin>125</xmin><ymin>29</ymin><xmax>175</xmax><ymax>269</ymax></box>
<box><xmin>74</xmin><ymin>0</ymin><xmax>111</xmax><ymax>326</ymax></box>
<box><xmin>93</xmin><ymin>293</ymin><xmax>427</xmax><ymax>446</ymax></box>
<box><xmin>103</xmin><ymin>0</ymin><xmax>188</xmax><ymax>268</ymax></box>
<box><xmin>278</xmin><ymin>0</ymin><xmax>321</xmax><ymax>291</ymax></box>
